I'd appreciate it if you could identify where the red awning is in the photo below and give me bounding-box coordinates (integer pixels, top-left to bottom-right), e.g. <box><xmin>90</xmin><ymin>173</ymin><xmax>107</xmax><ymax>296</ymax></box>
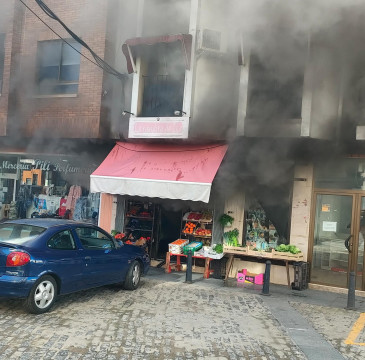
<box><xmin>90</xmin><ymin>141</ymin><xmax>228</xmax><ymax>203</ymax></box>
<box><xmin>122</xmin><ymin>34</ymin><xmax>192</xmax><ymax>74</ymax></box>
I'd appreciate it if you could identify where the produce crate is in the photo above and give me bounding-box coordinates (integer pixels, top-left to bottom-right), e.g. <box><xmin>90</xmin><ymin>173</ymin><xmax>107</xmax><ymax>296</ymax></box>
<box><xmin>183</xmin><ymin>241</ymin><xmax>203</xmax><ymax>255</ymax></box>
<box><xmin>291</xmin><ymin>262</ymin><xmax>309</xmax><ymax>290</ymax></box>
<box><xmin>223</xmin><ymin>245</ymin><xmax>248</xmax><ymax>255</ymax></box>
<box><xmin>211</xmin><ymin>257</ymin><xmax>228</xmax><ymax>279</ymax></box>
<box><xmin>247</xmin><ymin>247</ymin><xmax>273</xmax><ymax>258</ymax></box>
<box><xmin>204</xmin><ymin>251</ymin><xmax>224</xmax><ymax>259</ymax></box>
<box><xmin>168</xmin><ymin>239</ymin><xmax>189</xmax><ymax>254</ymax></box>
<box><xmin>237</xmin><ymin>269</ymin><xmax>264</xmax><ymax>285</ymax></box>
<box><xmin>272</xmin><ymin>250</ymin><xmax>304</xmax><ymax>260</ymax></box>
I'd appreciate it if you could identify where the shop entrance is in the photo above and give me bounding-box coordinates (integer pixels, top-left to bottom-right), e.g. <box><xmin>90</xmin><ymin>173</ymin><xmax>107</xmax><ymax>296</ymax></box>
<box><xmin>311</xmin><ymin>191</ymin><xmax>365</xmax><ymax>290</ymax></box>
<box><xmin>155</xmin><ymin>207</ymin><xmax>181</xmax><ymax>259</ymax></box>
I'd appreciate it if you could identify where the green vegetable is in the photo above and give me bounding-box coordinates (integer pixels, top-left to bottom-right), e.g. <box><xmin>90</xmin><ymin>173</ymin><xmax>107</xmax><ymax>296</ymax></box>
<box><xmin>275</xmin><ymin>244</ymin><xmax>301</xmax><ymax>254</ymax></box>
<box><xmin>224</xmin><ymin>228</ymin><xmax>239</xmax><ymax>246</ymax></box>
<box><xmin>219</xmin><ymin>213</ymin><xmax>234</xmax><ymax>227</ymax></box>
<box><xmin>214</xmin><ymin>244</ymin><xmax>223</xmax><ymax>254</ymax></box>
<box><xmin>276</xmin><ymin>244</ymin><xmax>289</xmax><ymax>252</ymax></box>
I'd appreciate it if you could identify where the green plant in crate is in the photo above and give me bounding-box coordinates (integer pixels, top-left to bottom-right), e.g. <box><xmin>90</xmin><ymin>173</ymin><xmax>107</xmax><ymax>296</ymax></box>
<box><xmin>224</xmin><ymin>228</ymin><xmax>239</xmax><ymax>247</ymax></box>
<box><xmin>219</xmin><ymin>213</ymin><xmax>234</xmax><ymax>227</ymax></box>
<box><xmin>213</xmin><ymin>244</ymin><xmax>223</xmax><ymax>254</ymax></box>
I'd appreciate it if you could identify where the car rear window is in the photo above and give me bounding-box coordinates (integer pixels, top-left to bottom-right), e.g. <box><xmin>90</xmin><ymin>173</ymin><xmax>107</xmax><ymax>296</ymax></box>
<box><xmin>0</xmin><ymin>224</ymin><xmax>46</xmax><ymax>244</ymax></box>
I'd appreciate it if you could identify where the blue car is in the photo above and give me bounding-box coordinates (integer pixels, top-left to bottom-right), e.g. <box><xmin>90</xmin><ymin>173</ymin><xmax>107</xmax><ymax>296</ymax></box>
<box><xmin>0</xmin><ymin>219</ymin><xmax>150</xmax><ymax>314</ymax></box>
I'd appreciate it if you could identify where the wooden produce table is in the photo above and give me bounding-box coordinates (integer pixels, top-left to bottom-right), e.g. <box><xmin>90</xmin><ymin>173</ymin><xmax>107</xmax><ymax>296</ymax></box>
<box><xmin>224</xmin><ymin>247</ymin><xmax>304</xmax><ymax>288</ymax></box>
<box><xmin>165</xmin><ymin>252</ymin><xmax>212</xmax><ymax>279</ymax></box>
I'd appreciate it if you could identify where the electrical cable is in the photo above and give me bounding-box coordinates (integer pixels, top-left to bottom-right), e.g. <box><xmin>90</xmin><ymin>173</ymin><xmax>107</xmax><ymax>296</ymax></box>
<box><xmin>18</xmin><ymin>0</ymin><xmax>103</xmax><ymax>71</ymax></box>
<box><xmin>34</xmin><ymin>0</ymin><xmax>126</xmax><ymax>80</ymax></box>
<box><xmin>20</xmin><ymin>0</ymin><xmax>126</xmax><ymax>80</ymax></box>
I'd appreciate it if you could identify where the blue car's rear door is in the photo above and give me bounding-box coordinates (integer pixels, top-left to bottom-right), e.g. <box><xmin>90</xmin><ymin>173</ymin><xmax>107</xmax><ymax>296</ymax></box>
<box><xmin>73</xmin><ymin>227</ymin><xmax>128</xmax><ymax>287</ymax></box>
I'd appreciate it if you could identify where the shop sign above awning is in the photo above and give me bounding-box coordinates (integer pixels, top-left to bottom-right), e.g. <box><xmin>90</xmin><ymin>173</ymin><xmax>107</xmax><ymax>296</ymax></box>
<box><xmin>122</xmin><ymin>34</ymin><xmax>192</xmax><ymax>73</ymax></box>
<box><xmin>90</xmin><ymin>142</ymin><xmax>228</xmax><ymax>203</ymax></box>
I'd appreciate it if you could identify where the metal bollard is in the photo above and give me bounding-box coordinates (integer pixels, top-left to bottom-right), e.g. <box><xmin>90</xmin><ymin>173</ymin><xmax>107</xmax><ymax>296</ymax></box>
<box><xmin>261</xmin><ymin>260</ymin><xmax>271</xmax><ymax>296</ymax></box>
<box><xmin>185</xmin><ymin>250</ymin><xmax>193</xmax><ymax>284</ymax></box>
<box><xmin>346</xmin><ymin>271</ymin><xmax>356</xmax><ymax>310</ymax></box>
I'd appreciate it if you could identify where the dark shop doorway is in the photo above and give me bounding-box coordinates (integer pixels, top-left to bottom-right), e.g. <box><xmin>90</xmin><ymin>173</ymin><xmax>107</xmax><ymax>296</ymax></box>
<box><xmin>155</xmin><ymin>206</ymin><xmax>181</xmax><ymax>259</ymax></box>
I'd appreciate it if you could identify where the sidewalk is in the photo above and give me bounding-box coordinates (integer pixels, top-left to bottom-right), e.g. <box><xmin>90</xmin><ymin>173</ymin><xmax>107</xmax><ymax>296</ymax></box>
<box><xmin>147</xmin><ymin>266</ymin><xmax>365</xmax><ymax>311</ymax></box>
<box><xmin>147</xmin><ymin>266</ymin><xmax>365</xmax><ymax>359</ymax></box>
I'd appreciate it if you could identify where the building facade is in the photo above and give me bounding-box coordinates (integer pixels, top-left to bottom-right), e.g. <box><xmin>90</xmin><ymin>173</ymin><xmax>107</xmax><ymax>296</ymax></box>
<box><xmin>2</xmin><ymin>0</ymin><xmax>365</xmax><ymax>291</ymax></box>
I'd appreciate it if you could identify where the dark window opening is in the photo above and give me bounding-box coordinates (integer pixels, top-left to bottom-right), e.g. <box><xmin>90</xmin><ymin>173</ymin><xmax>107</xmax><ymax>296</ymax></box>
<box><xmin>37</xmin><ymin>39</ymin><xmax>81</xmax><ymax>95</ymax></box>
<box><xmin>0</xmin><ymin>34</ymin><xmax>5</xmax><ymax>94</ymax></box>
<box><xmin>140</xmin><ymin>42</ymin><xmax>186</xmax><ymax>117</ymax></box>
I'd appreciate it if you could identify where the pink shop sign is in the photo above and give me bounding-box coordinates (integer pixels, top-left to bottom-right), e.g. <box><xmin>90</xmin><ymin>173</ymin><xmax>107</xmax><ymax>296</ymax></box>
<box><xmin>129</xmin><ymin>117</ymin><xmax>189</xmax><ymax>138</ymax></box>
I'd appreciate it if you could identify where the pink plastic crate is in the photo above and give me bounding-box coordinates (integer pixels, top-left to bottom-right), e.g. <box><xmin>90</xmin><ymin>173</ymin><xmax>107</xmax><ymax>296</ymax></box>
<box><xmin>237</xmin><ymin>272</ymin><xmax>245</xmax><ymax>282</ymax></box>
<box><xmin>237</xmin><ymin>269</ymin><xmax>264</xmax><ymax>285</ymax></box>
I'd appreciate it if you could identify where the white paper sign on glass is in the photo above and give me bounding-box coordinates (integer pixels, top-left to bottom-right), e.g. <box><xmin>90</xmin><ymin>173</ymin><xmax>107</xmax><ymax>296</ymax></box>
<box><xmin>322</xmin><ymin>221</ymin><xmax>337</xmax><ymax>232</ymax></box>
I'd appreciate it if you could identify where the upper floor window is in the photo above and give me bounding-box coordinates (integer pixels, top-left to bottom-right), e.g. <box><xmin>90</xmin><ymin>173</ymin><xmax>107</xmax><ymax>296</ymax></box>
<box><xmin>0</xmin><ymin>34</ymin><xmax>5</xmax><ymax>95</ymax></box>
<box><xmin>122</xmin><ymin>35</ymin><xmax>192</xmax><ymax>118</ymax></box>
<box><xmin>37</xmin><ymin>39</ymin><xmax>81</xmax><ymax>95</ymax></box>
<box><xmin>141</xmin><ymin>42</ymin><xmax>186</xmax><ymax>117</ymax></box>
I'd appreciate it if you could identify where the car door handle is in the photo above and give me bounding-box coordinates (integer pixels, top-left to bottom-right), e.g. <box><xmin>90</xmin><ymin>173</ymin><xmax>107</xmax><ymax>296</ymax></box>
<box><xmin>345</xmin><ymin>235</ymin><xmax>352</xmax><ymax>253</ymax></box>
<box><xmin>85</xmin><ymin>256</ymin><xmax>91</xmax><ymax>261</ymax></box>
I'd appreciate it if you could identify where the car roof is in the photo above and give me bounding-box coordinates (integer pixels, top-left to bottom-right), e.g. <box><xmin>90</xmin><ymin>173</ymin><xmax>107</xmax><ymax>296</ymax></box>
<box><xmin>1</xmin><ymin>218</ymin><xmax>94</xmax><ymax>229</ymax></box>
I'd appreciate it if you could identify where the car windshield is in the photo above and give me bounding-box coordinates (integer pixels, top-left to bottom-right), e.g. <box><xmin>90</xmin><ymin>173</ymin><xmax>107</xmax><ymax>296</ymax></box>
<box><xmin>0</xmin><ymin>224</ymin><xmax>46</xmax><ymax>244</ymax></box>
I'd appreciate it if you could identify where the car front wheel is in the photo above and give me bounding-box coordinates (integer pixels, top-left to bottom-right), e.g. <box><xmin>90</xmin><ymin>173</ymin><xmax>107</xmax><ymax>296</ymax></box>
<box><xmin>24</xmin><ymin>275</ymin><xmax>57</xmax><ymax>314</ymax></box>
<box><xmin>123</xmin><ymin>260</ymin><xmax>141</xmax><ymax>290</ymax></box>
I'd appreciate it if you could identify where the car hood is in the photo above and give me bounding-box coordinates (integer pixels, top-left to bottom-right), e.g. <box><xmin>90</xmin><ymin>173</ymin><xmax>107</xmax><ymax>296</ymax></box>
<box><xmin>123</xmin><ymin>243</ymin><xmax>145</xmax><ymax>255</ymax></box>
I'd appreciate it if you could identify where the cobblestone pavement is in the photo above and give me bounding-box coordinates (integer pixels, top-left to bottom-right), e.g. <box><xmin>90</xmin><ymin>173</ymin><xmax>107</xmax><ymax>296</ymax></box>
<box><xmin>290</xmin><ymin>302</ymin><xmax>365</xmax><ymax>360</ymax></box>
<box><xmin>0</xmin><ymin>278</ymin><xmax>306</xmax><ymax>360</ymax></box>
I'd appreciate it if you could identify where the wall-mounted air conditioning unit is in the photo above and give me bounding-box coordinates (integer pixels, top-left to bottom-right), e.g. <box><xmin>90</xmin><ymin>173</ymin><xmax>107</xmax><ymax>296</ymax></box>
<box><xmin>197</xmin><ymin>29</ymin><xmax>226</xmax><ymax>54</ymax></box>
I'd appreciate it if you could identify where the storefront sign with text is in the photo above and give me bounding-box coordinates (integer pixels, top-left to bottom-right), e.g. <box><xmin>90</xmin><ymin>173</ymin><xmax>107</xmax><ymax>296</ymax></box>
<box><xmin>0</xmin><ymin>160</ymin><xmax>95</xmax><ymax>175</ymax></box>
<box><xmin>129</xmin><ymin>117</ymin><xmax>189</xmax><ymax>138</ymax></box>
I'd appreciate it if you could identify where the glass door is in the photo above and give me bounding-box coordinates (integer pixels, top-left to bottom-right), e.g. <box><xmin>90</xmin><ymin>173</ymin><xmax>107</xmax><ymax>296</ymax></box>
<box><xmin>311</xmin><ymin>192</ymin><xmax>365</xmax><ymax>290</ymax></box>
<box><xmin>311</xmin><ymin>194</ymin><xmax>354</xmax><ymax>288</ymax></box>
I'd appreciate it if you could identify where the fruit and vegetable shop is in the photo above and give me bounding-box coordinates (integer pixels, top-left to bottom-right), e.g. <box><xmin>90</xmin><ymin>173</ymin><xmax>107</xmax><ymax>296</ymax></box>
<box><xmin>92</xmin><ymin>142</ymin><xmax>307</xmax><ymax>288</ymax></box>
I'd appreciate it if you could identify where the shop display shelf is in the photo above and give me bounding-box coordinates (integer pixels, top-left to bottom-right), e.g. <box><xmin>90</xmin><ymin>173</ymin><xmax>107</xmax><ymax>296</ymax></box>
<box><xmin>126</xmin><ymin>216</ymin><xmax>153</xmax><ymax>220</ymax></box>
<box><xmin>193</xmin><ymin>234</ymin><xmax>212</xmax><ymax>238</ymax></box>
<box><xmin>182</xmin><ymin>218</ymin><xmax>212</xmax><ymax>223</ymax></box>
<box><xmin>182</xmin><ymin>213</ymin><xmax>213</xmax><ymax>223</ymax></box>
<box><xmin>125</xmin><ymin>227</ymin><xmax>153</xmax><ymax>232</ymax></box>
<box><xmin>223</xmin><ymin>245</ymin><xmax>248</xmax><ymax>255</ymax></box>
<box><xmin>247</xmin><ymin>248</ymin><xmax>273</xmax><ymax>258</ymax></box>
<box><xmin>271</xmin><ymin>251</ymin><xmax>304</xmax><ymax>260</ymax></box>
